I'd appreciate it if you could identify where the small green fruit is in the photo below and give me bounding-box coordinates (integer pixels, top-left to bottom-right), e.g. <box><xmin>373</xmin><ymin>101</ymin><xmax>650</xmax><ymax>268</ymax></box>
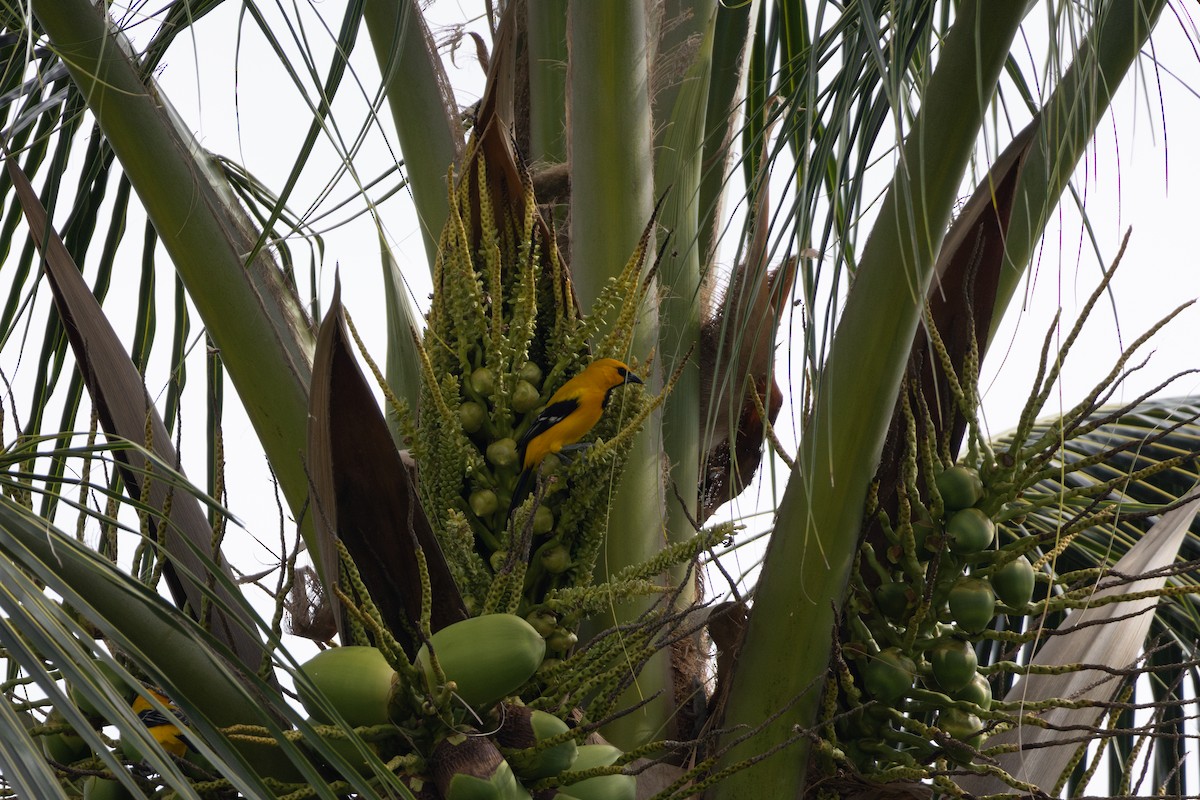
<box><xmin>571</xmin><ymin>743</ymin><xmax>622</xmax><ymax>765</ymax></box>
<box><xmin>929</xmin><ymin>638</ymin><xmax>978</xmax><ymax>693</ymax></box>
<box><xmin>532</xmin><ymin>505</ymin><xmax>554</xmax><ymax>535</ymax></box>
<box><xmin>417</xmin><ymin>615</ymin><xmax>546</xmax><ymax>709</ymax></box>
<box><xmin>470</xmin><ymin>367</ymin><xmax>496</xmax><ymax>396</ymax></box>
<box><xmin>936</xmin><ymin>466</ymin><xmax>984</xmax><ymax>511</ymax></box>
<box><xmin>525</xmin><ymin>610</ymin><xmax>557</xmax><ymax>637</ymax></box>
<box><xmin>945</xmin><ymin>508</ymin><xmax>995</xmax><ymax>554</ymax></box>
<box><xmin>487</xmin><ymin>438</ymin><xmax>519</xmax><ymax>469</ymax></box>
<box><xmin>518</xmin><ymin>361</ymin><xmax>543</xmax><ymax>386</ymax></box>
<box><xmin>470</xmin><ymin>489</ymin><xmax>499</xmax><ymax>518</ymax></box>
<box><xmin>524</xmin><ymin>710</ymin><xmax>577</xmax><ymax>778</ymax></box>
<box><xmin>992</xmin><ymin>555</ymin><xmax>1036</xmax><ymax>608</ymax></box>
<box><xmin>460</xmin><ymin>402</ymin><xmax>486</xmax><ymax>434</ymax></box>
<box><xmin>42</xmin><ymin>709</ymin><xmax>90</xmax><ymax>764</ymax></box>
<box><xmin>540</xmin><ymin>544</ymin><xmax>571</xmax><ymax>574</ymax></box>
<box><xmin>874</xmin><ymin>582</ymin><xmax>911</xmax><ymax>622</ymax></box>
<box><xmin>948</xmin><ymin>577</ymin><xmax>995</xmax><ymax>633</ymax></box>
<box><xmin>43</xmin><ymin>729</ymin><xmax>90</xmax><ymax>764</ymax></box>
<box><xmin>298</xmin><ymin>646</ymin><xmax>395</xmax><ymax>727</ymax></box>
<box><xmin>68</xmin><ymin>659</ymin><xmax>134</xmax><ymax>719</ymax></box>
<box><xmin>434</xmin><ymin>735</ymin><xmax>530</xmax><ymax>800</ymax></box>
<box><xmin>84</xmin><ymin>777</ymin><xmax>135</xmax><ymax>800</ymax></box>
<box><xmin>547</xmin><ymin>629</ymin><xmax>577</xmax><ymax>653</ymax></box>
<box><xmin>445</xmin><ymin>769</ymin><xmax>527</xmax><ymax>800</ymax></box>
<box><xmin>952</xmin><ymin>672</ymin><xmax>992</xmax><ymax>711</ymax></box>
<box><xmin>302</xmin><ymin>718</ymin><xmax>377</xmax><ymax>777</ymax></box>
<box><xmin>497</xmin><ymin>706</ymin><xmax>578</xmax><ymax>781</ymax></box>
<box><xmin>861</xmin><ymin>647</ymin><xmax>915</xmax><ymax>704</ymax></box>
<box><xmin>938</xmin><ymin>707</ymin><xmax>986</xmax><ymax>749</ymax></box>
<box><xmin>910</xmin><ymin>516</ymin><xmax>936</xmax><ymax>560</ymax></box>
<box><xmin>512</xmin><ymin>380</ymin><xmax>541</xmax><ymax>414</ymax></box>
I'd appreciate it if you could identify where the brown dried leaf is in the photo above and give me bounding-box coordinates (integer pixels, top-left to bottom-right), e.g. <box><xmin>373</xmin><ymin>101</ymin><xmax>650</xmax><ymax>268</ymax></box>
<box><xmin>699</xmin><ymin>257</ymin><xmax>795</xmax><ymax>522</ymax></box>
<box><xmin>308</xmin><ymin>283</ymin><xmax>465</xmax><ymax>653</ymax></box>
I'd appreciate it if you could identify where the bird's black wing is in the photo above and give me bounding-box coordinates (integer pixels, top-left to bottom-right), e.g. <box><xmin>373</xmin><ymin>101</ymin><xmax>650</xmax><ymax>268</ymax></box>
<box><xmin>511</xmin><ymin>396</ymin><xmax>581</xmax><ymax>517</ymax></box>
<box><xmin>137</xmin><ymin>708</ymin><xmax>182</xmax><ymax>728</ymax></box>
<box><xmin>516</xmin><ymin>397</ymin><xmax>581</xmax><ymax>453</ymax></box>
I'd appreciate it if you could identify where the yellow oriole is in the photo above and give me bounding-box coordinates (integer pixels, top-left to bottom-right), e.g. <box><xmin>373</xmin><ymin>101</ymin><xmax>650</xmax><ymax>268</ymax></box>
<box><xmin>509</xmin><ymin>358</ymin><xmax>643</xmax><ymax>516</ymax></box>
<box><xmin>132</xmin><ymin>688</ymin><xmax>189</xmax><ymax>758</ymax></box>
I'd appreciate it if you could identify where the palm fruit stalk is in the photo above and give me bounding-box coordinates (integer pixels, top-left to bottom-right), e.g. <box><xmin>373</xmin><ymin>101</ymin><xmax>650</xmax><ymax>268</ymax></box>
<box><xmin>407</xmin><ymin>138</ymin><xmax>657</xmax><ymax>627</ymax></box>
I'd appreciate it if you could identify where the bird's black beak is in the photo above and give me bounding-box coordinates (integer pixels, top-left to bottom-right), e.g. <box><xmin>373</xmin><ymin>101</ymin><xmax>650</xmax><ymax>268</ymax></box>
<box><xmin>624</xmin><ymin>371</ymin><xmax>643</xmax><ymax>386</ymax></box>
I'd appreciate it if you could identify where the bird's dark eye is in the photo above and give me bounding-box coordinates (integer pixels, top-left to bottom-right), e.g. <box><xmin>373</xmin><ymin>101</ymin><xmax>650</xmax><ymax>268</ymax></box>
<box><xmin>617</xmin><ymin>367</ymin><xmax>628</xmax><ymax>378</ymax></box>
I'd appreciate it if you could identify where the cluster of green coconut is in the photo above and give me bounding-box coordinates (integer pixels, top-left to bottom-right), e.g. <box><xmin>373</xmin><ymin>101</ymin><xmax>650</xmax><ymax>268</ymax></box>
<box><xmin>297</xmin><ymin>615</ymin><xmax>636</xmax><ymax>799</ymax></box>
<box><xmin>835</xmin><ymin>463</ymin><xmax>1039</xmax><ymax>772</ymax></box>
<box><xmin>39</xmin><ymin>701</ymin><xmax>138</xmax><ymax>800</ymax></box>
<box><xmin>32</xmin><ymin>613</ymin><xmax>646</xmax><ymax>798</ymax></box>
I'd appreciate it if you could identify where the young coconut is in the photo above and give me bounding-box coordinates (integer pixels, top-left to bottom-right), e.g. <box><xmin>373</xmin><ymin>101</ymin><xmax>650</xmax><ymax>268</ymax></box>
<box><xmin>41</xmin><ymin>708</ymin><xmax>91</xmax><ymax>764</ymax></box>
<box><xmin>68</xmin><ymin>658</ymin><xmax>135</xmax><ymax>720</ymax></box>
<box><xmin>556</xmin><ymin>744</ymin><xmax>635</xmax><ymax>800</ymax></box>
<box><xmin>298</xmin><ymin>646</ymin><xmax>396</xmax><ymax>727</ymax></box>
<box><xmin>417</xmin><ymin>614</ymin><xmax>545</xmax><ymax>709</ymax></box>
<box><xmin>83</xmin><ymin>777</ymin><xmax>135</xmax><ymax>800</ymax></box>
<box><xmin>300</xmin><ymin>718</ymin><xmax>382</xmax><ymax>778</ymax></box>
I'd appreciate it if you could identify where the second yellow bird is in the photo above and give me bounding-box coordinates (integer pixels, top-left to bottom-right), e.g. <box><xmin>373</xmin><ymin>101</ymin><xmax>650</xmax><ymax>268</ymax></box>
<box><xmin>132</xmin><ymin>688</ymin><xmax>189</xmax><ymax>758</ymax></box>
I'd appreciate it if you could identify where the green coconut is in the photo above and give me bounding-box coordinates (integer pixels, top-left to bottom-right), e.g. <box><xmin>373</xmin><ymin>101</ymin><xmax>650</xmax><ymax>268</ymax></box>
<box><xmin>298</xmin><ymin>646</ymin><xmax>395</xmax><ymax>727</ymax></box>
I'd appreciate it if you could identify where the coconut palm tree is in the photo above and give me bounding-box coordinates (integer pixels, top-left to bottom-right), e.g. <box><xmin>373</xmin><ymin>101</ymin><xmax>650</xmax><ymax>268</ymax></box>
<box><xmin>0</xmin><ymin>1</ymin><xmax>1197</xmax><ymax>798</ymax></box>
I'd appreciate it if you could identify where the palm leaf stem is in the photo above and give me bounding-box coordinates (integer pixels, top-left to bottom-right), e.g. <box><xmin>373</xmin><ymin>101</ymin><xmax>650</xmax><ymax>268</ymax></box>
<box><xmin>655</xmin><ymin>3</ymin><xmax>716</xmax><ymax>594</ymax></box>
<box><xmin>695</xmin><ymin>0</ymin><xmax>754</xmax><ymax>268</ymax></box>
<box><xmin>361</xmin><ymin>0</ymin><xmax>463</xmax><ymax>269</ymax></box>
<box><xmin>526</xmin><ymin>0</ymin><xmax>569</xmax><ymax>165</ymax></box>
<box><xmin>567</xmin><ymin>0</ymin><xmax>670</xmax><ymax>749</ymax></box>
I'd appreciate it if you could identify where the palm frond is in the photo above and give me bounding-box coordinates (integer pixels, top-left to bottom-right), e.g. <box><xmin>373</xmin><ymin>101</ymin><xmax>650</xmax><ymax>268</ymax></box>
<box><xmin>28</xmin><ymin>0</ymin><xmax>319</xmax><ymax>557</ymax></box>
<box><xmin>1000</xmin><ymin>396</ymin><xmax>1200</xmax><ymax>641</ymax></box>
<box><xmin>10</xmin><ymin>154</ymin><xmax>269</xmax><ymax>672</ymax></box>
<box><xmin>362</xmin><ymin>0</ymin><xmax>464</xmax><ymax>267</ymax></box>
<box><xmin>957</xmin><ymin>495</ymin><xmax>1200</xmax><ymax>795</ymax></box>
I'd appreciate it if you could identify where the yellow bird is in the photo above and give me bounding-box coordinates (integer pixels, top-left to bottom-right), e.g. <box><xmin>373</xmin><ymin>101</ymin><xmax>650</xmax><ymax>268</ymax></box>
<box><xmin>132</xmin><ymin>688</ymin><xmax>189</xmax><ymax>758</ymax></box>
<box><xmin>509</xmin><ymin>358</ymin><xmax>643</xmax><ymax>516</ymax></box>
